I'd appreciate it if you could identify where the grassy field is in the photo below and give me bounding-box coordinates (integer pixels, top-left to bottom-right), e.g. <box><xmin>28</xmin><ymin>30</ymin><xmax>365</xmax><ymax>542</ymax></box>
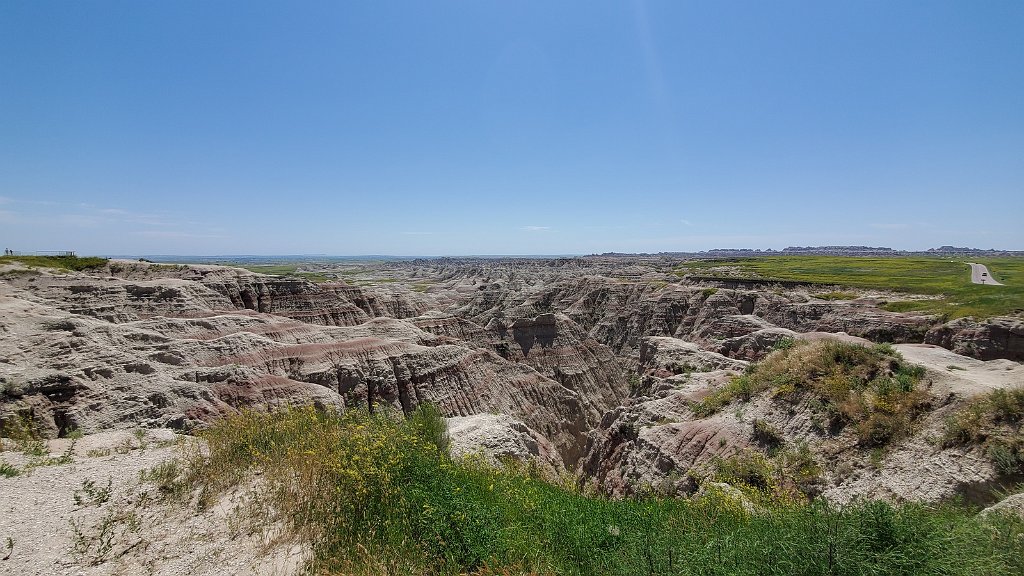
<box><xmin>675</xmin><ymin>256</ymin><xmax>1024</xmax><ymax>319</ymax></box>
<box><xmin>229</xmin><ymin>263</ymin><xmax>334</xmax><ymax>283</ymax></box>
<box><xmin>0</xmin><ymin>255</ymin><xmax>109</xmax><ymax>271</ymax></box>
<box><xmin>164</xmin><ymin>406</ymin><xmax>1024</xmax><ymax>575</ymax></box>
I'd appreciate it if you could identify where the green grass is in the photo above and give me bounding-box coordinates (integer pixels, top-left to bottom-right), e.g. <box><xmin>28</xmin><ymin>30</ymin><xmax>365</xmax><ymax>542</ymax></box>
<box><xmin>0</xmin><ymin>255</ymin><xmax>108</xmax><ymax>271</ymax></box>
<box><xmin>710</xmin><ymin>443</ymin><xmax>824</xmax><ymax>502</ymax></box>
<box><xmin>676</xmin><ymin>256</ymin><xmax>1024</xmax><ymax>319</ymax></box>
<box><xmin>694</xmin><ymin>340</ymin><xmax>928</xmax><ymax>447</ymax></box>
<box><xmin>171</xmin><ymin>405</ymin><xmax>1024</xmax><ymax>575</ymax></box>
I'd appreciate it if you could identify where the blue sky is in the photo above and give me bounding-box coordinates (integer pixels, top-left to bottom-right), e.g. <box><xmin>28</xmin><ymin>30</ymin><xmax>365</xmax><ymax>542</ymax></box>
<box><xmin>2</xmin><ymin>1</ymin><xmax>1022</xmax><ymax>256</ymax></box>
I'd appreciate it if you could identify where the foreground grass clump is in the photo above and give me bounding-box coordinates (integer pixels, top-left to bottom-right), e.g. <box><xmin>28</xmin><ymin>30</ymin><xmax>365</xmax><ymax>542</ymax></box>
<box><xmin>675</xmin><ymin>256</ymin><xmax>1024</xmax><ymax>319</ymax></box>
<box><xmin>173</xmin><ymin>405</ymin><xmax>1024</xmax><ymax>575</ymax></box>
<box><xmin>944</xmin><ymin>387</ymin><xmax>1024</xmax><ymax>476</ymax></box>
<box><xmin>0</xmin><ymin>254</ymin><xmax>108</xmax><ymax>271</ymax></box>
<box><xmin>694</xmin><ymin>340</ymin><xmax>929</xmax><ymax>446</ymax></box>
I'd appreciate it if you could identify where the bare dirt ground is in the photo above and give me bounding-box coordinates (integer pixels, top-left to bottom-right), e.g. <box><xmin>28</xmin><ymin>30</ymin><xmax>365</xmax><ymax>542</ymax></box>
<box><xmin>895</xmin><ymin>343</ymin><xmax>1024</xmax><ymax>396</ymax></box>
<box><xmin>0</xmin><ymin>429</ymin><xmax>306</xmax><ymax>576</ymax></box>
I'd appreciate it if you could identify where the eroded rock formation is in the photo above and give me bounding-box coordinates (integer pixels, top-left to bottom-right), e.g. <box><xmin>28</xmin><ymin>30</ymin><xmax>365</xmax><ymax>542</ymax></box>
<box><xmin>2</xmin><ymin>256</ymin><xmax>1021</xmax><ymax>504</ymax></box>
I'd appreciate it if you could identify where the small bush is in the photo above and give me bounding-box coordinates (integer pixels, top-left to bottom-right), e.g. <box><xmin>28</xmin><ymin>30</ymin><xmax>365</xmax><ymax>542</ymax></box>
<box><xmin>988</xmin><ymin>442</ymin><xmax>1024</xmax><ymax>476</ymax></box>
<box><xmin>0</xmin><ymin>413</ymin><xmax>38</xmax><ymax>441</ymax></box>
<box><xmin>74</xmin><ymin>478</ymin><xmax>112</xmax><ymax>506</ymax></box>
<box><xmin>713</xmin><ymin>451</ymin><xmax>776</xmax><ymax>493</ymax></box>
<box><xmin>693</xmin><ymin>375</ymin><xmax>756</xmax><ymax>417</ymax></box>
<box><xmin>26</xmin><ymin>440</ymin><xmax>75</xmax><ymax>468</ymax></box>
<box><xmin>141</xmin><ymin>460</ymin><xmax>181</xmax><ymax>495</ymax></box>
<box><xmin>710</xmin><ymin>444</ymin><xmax>823</xmax><ymax>502</ymax></box>
<box><xmin>0</xmin><ymin>461</ymin><xmax>19</xmax><ymax>478</ymax></box>
<box><xmin>944</xmin><ymin>387</ymin><xmax>1024</xmax><ymax>476</ymax></box>
<box><xmin>772</xmin><ymin>337</ymin><xmax>795</xmax><ymax>351</ymax></box>
<box><xmin>19</xmin><ymin>440</ymin><xmax>47</xmax><ymax>457</ymax></box>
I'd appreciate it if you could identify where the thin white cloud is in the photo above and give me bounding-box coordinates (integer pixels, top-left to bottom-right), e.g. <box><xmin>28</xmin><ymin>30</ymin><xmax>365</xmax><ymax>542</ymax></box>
<box><xmin>521</xmin><ymin>225</ymin><xmax>551</xmax><ymax>232</ymax></box>
<box><xmin>401</xmin><ymin>231</ymin><xmax>434</xmax><ymax>236</ymax></box>
<box><xmin>57</xmin><ymin>213</ymin><xmax>103</xmax><ymax>227</ymax></box>
<box><xmin>680</xmin><ymin>219</ymin><xmax>693</xmax><ymax>226</ymax></box>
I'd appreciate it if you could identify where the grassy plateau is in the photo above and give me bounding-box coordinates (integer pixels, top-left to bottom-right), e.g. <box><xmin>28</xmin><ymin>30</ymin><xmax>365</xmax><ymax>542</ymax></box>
<box><xmin>0</xmin><ymin>254</ymin><xmax>109</xmax><ymax>271</ymax></box>
<box><xmin>675</xmin><ymin>256</ymin><xmax>1024</xmax><ymax>319</ymax></box>
<box><xmin>229</xmin><ymin>263</ymin><xmax>334</xmax><ymax>283</ymax></box>
<box><xmin>161</xmin><ymin>405</ymin><xmax>1024</xmax><ymax>576</ymax></box>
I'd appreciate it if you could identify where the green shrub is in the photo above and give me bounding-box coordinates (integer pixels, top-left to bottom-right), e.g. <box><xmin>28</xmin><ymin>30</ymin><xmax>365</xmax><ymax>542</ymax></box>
<box><xmin>772</xmin><ymin>337</ymin><xmax>795</xmax><ymax>351</ymax></box>
<box><xmin>713</xmin><ymin>451</ymin><xmax>776</xmax><ymax>493</ymax></box>
<box><xmin>74</xmin><ymin>478</ymin><xmax>112</xmax><ymax>506</ymax></box>
<box><xmin>405</xmin><ymin>403</ymin><xmax>450</xmax><ymax>455</ymax></box>
<box><xmin>0</xmin><ymin>461</ymin><xmax>19</xmax><ymax>478</ymax></box>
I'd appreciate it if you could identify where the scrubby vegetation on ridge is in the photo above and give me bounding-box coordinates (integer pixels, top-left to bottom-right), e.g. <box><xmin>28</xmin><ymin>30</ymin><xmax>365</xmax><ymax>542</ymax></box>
<box><xmin>944</xmin><ymin>387</ymin><xmax>1024</xmax><ymax>476</ymax></box>
<box><xmin>694</xmin><ymin>340</ymin><xmax>929</xmax><ymax>447</ymax></box>
<box><xmin>709</xmin><ymin>444</ymin><xmax>824</xmax><ymax>503</ymax></box>
<box><xmin>155</xmin><ymin>405</ymin><xmax>1024</xmax><ymax>575</ymax></box>
<box><xmin>0</xmin><ymin>254</ymin><xmax>108</xmax><ymax>271</ymax></box>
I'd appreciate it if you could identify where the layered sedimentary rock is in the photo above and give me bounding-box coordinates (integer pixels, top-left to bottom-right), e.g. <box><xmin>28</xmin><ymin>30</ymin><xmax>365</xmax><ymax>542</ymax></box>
<box><xmin>925</xmin><ymin>316</ymin><xmax>1024</xmax><ymax>361</ymax></box>
<box><xmin>2</xmin><ymin>256</ymin><xmax>1021</xmax><ymax>505</ymax></box>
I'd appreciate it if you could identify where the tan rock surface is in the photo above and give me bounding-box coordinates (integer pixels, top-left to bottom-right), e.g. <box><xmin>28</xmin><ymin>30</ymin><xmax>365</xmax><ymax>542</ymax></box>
<box><xmin>0</xmin><ymin>429</ymin><xmax>305</xmax><ymax>576</ymax></box>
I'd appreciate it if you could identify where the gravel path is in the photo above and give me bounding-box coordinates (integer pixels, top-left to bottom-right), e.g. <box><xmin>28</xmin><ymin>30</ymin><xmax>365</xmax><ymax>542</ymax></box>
<box><xmin>0</xmin><ymin>429</ymin><xmax>306</xmax><ymax>576</ymax></box>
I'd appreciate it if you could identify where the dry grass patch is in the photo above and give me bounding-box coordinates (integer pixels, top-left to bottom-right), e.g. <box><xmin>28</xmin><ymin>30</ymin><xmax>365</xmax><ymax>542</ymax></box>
<box><xmin>695</xmin><ymin>340</ymin><xmax>930</xmax><ymax>446</ymax></box>
<box><xmin>943</xmin><ymin>388</ymin><xmax>1024</xmax><ymax>476</ymax></box>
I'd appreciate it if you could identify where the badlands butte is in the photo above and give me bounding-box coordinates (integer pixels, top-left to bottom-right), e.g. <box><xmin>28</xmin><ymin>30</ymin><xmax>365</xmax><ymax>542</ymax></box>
<box><xmin>2</xmin><ymin>253</ymin><xmax>1022</xmax><ymax>505</ymax></box>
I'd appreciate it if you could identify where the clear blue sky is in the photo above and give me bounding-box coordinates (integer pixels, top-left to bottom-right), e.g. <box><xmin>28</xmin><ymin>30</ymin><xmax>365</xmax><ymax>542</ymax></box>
<box><xmin>2</xmin><ymin>1</ymin><xmax>1022</xmax><ymax>256</ymax></box>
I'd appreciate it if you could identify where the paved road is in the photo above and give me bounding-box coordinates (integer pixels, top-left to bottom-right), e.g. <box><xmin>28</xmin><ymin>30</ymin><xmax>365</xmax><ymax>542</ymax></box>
<box><xmin>967</xmin><ymin>262</ymin><xmax>1005</xmax><ymax>285</ymax></box>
